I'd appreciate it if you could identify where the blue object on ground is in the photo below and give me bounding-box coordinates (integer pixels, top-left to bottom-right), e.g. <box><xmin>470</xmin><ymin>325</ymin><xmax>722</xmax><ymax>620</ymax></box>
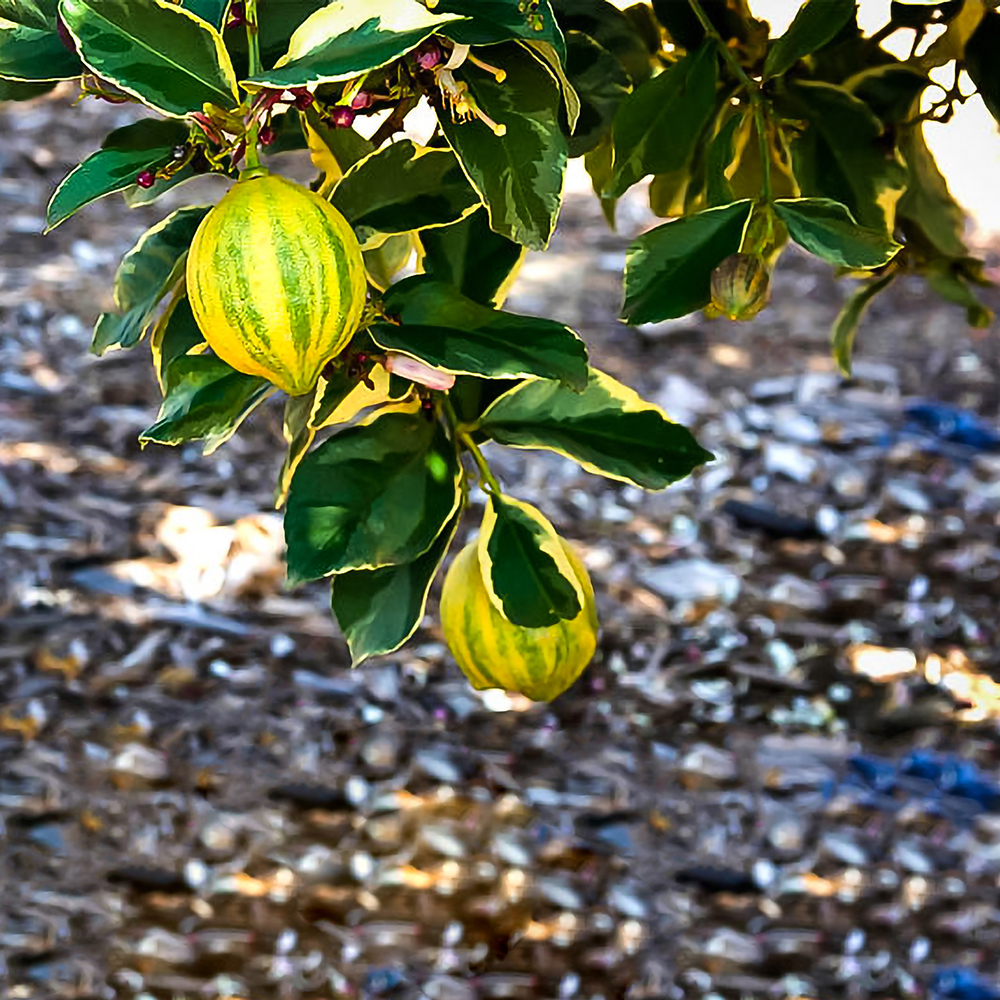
<box><xmin>848</xmin><ymin>754</ymin><xmax>897</xmax><ymax>793</ymax></box>
<box><xmin>363</xmin><ymin>968</ymin><xmax>406</xmax><ymax>996</ymax></box>
<box><xmin>848</xmin><ymin>752</ymin><xmax>1000</xmax><ymax>818</ymax></box>
<box><xmin>931</xmin><ymin>967</ymin><xmax>1000</xmax><ymax>1000</ymax></box>
<box><xmin>905</xmin><ymin>402</ymin><xmax>1000</xmax><ymax>451</ymax></box>
<box><xmin>940</xmin><ymin>759</ymin><xmax>1000</xmax><ymax>810</ymax></box>
<box><xmin>901</xmin><ymin>750</ymin><xmax>945</xmax><ymax>781</ymax></box>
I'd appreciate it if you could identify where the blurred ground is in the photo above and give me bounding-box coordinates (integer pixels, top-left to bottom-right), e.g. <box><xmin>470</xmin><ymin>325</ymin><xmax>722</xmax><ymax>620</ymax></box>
<box><xmin>3</xmin><ymin>89</ymin><xmax>1000</xmax><ymax>1000</ymax></box>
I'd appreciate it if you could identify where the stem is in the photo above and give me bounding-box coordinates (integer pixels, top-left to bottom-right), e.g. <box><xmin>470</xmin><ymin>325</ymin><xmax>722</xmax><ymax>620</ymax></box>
<box><xmin>462</xmin><ymin>432</ymin><xmax>502</xmax><ymax>495</ymax></box>
<box><xmin>244</xmin><ymin>0</ymin><xmax>262</xmax><ymax>169</ymax></box>
<box><xmin>687</xmin><ymin>0</ymin><xmax>755</xmax><ymax>96</ymax></box>
<box><xmin>442</xmin><ymin>397</ymin><xmax>501</xmax><ymax>495</ymax></box>
<box><xmin>245</xmin><ymin>0</ymin><xmax>262</xmax><ymax>77</ymax></box>
<box><xmin>868</xmin><ymin>22</ymin><xmax>897</xmax><ymax>48</ymax></box>
<box><xmin>688</xmin><ymin>0</ymin><xmax>773</xmax><ymax>203</ymax></box>
<box><xmin>753</xmin><ymin>103</ymin><xmax>773</xmax><ymax>204</ymax></box>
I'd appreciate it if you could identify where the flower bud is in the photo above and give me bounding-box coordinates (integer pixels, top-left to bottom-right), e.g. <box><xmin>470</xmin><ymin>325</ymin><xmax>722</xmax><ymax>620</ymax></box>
<box><xmin>416</xmin><ymin>44</ymin><xmax>443</xmax><ymax>70</ymax></box>
<box><xmin>351</xmin><ymin>91</ymin><xmax>374</xmax><ymax>111</ymax></box>
<box><xmin>384</xmin><ymin>353</ymin><xmax>455</xmax><ymax>391</ymax></box>
<box><xmin>709</xmin><ymin>253</ymin><xmax>771</xmax><ymax>321</ymax></box>
<box><xmin>136</xmin><ymin>171</ymin><xmax>156</xmax><ymax>189</ymax></box>
<box><xmin>258</xmin><ymin>125</ymin><xmax>276</xmax><ymax>146</ymax></box>
<box><xmin>329</xmin><ymin>106</ymin><xmax>357</xmax><ymax>129</ymax></box>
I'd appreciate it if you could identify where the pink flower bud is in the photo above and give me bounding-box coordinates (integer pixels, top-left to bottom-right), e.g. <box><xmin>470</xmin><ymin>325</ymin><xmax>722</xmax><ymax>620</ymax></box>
<box><xmin>351</xmin><ymin>91</ymin><xmax>374</xmax><ymax>110</ymax></box>
<box><xmin>384</xmin><ymin>353</ymin><xmax>456</xmax><ymax>391</ymax></box>
<box><xmin>258</xmin><ymin>125</ymin><xmax>275</xmax><ymax>146</ymax></box>
<box><xmin>294</xmin><ymin>91</ymin><xmax>315</xmax><ymax>110</ymax></box>
<box><xmin>416</xmin><ymin>44</ymin><xmax>442</xmax><ymax>70</ymax></box>
<box><xmin>330</xmin><ymin>106</ymin><xmax>357</xmax><ymax>129</ymax></box>
<box><xmin>136</xmin><ymin>171</ymin><xmax>156</xmax><ymax>189</ymax></box>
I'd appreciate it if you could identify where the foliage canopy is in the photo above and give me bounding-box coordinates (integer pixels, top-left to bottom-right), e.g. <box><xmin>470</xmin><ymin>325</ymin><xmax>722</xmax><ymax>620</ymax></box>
<box><xmin>2</xmin><ymin>0</ymin><xmax>996</xmax><ymax>678</ymax></box>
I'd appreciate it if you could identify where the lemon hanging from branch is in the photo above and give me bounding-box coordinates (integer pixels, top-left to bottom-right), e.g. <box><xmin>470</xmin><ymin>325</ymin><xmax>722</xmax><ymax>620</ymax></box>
<box><xmin>440</xmin><ymin>536</ymin><xmax>599</xmax><ymax>702</ymax></box>
<box><xmin>186</xmin><ymin>169</ymin><xmax>367</xmax><ymax>397</ymax></box>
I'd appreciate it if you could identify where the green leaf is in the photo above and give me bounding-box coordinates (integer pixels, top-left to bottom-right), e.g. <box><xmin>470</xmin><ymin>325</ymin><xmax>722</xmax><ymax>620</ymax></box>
<box><xmin>583</xmin><ymin>132</ymin><xmax>616</xmax><ymax>227</ymax></box>
<box><xmin>47</xmin><ymin>118</ymin><xmax>189</xmax><ymax>230</ymax></box>
<box><xmin>774</xmin><ymin>198</ymin><xmax>901</xmax><ymax>268</ymax></box>
<box><xmin>181</xmin><ymin>0</ymin><xmax>230</xmax><ymax>30</ymax></box>
<box><xmin>0</xmin><ymin>78</ymin><xmax>56</xmax><ymax>99</ymax></box>
<box><xmin>763</xmin><ymin>0</ymin><xmax>855</xmax><ymax>80</ymax></box>
<box><xmin>805</xmin><ymin>7</ymin><xmax>889</xmax><ymax>83</ymax></box>
<box><xmin>276</xmin><ymin>365</ymin><xmax>412</xmax><ymax>508</ymax></box>
<box><xmin>331</xmin><ymin>139</ymin><xmax>481</xmax><ymax>250</ymax></box>
<box><xmin>846</xmin><ymin>63</ymin><xmax>927</xmax><ymax>126</ymax></box>
<box><xmin>704</xmin><ymin>108</ymin><xmax>741</xmax><ymax>208</ymax></box>
<box><xmin>912</xmin><ymin>0</ymin><xmax>984</xmax><ymax>71</ymax></box>
<box><xmin>418</xmin><ymin>207</ymin><xmax>525</xmax><ymax>307</ymax></box>
<box><xmin>648</xmin><ymin>167</ymin><xmax>690</xmax><ymax>219</ymax></box>
<box><xmin>58</xmin><ymin>0</ymin><xmax>239</xmax><ymax>117</ymax></box>
<box><xmin>381</xmin><ymin>276</ymin><xmax>589</xmax><ymax>390</ymax></box>
<box><xmin>925</xmin><ymin>263</ymin><xmax>995</xmax><ymax>328</ymax></box>
<box><xmin>116</xmin><ymin>207</ymin><xmax>209</xmax><ymax>311</ymax></box>
<box><xmin>311</xmin><ymin>363</ymin><xmax>409</xmax><ymax>428</ymax></box>
<box><xmin>122</xmin><ymin>164</ymin><xmax>210</xmax><ymax>208</ymax></box>
<box><xmin>898</xmin><ymin>119</ymin><xmax>969</xmax><ymax>260</ymax></box>
<box><xmin>91</xmin><ymin>205</ymin><xmax>210</xmax><ymax>355</ymax></box>
<box><xmin>448</xmin><ymin>375</ymin><xmax>523</xmax><ymax>427</ymax></box>
<box><xmin>364</xmin><ymin>233</ymin><xmax>414</xmax><ymax>292</ymax></box>
<box><xmin>275</xmin><ymin>385</ymin><xmax>323</xmax><ymax>509</ymax></box>
<box><xmin>0</xmin><ymin>0</ymin><xmax>57</xmax><ymax>30</ymax></box>
<box><xmin>437</xmin><ymin>0</ymin><xmax>565</xmax><ymax>60</ymax></box>
<box><xmin>832</xmin><ymin>273</ymin><xmax>895</xmax><ymax>376</ymax></box>
<box><xmin>965</xmin><ymin>10</ymin><xmax>1000</xmax><ymax>126</ymax></box>
<box><xmin>370</xmin><ymin>320</ymin><xmax>587</xmax><ymax>388</ymax></box>
<box><xmin>777</xmin><ymin>79</ymin><xmax>906</xmax><ymax>232</ymax></box>
<box><xmin>301</xmin><ymin>106</ymin><xmax>374</xmax><ymax>195</ymax></box>
<box><xmin>284</xmin><ymin>409</ymin><xmax>462</xmax><ymax>583</ymax></box>
<box><xmin>150</xmin><ymin>292</ymin><xmax>205</xmax><ymax>390</ymax></box>
<box><xmin>140</xmin><ymin>355</ymin><xmax>272</xmax><ymax>454</ymax></box>
<box><xmin>479</xmin><ymin>494</ymin><xmax>581</xmax><ymax>628</ymax></box>
<box><xmin>332</xmin><ymin>507</ymin><xmax>462</xmax><ymax>665</ymax></box>
<box><xmin>439</xmin><ymin>42</ymin><xmax>568</xmax><ymax>251</ymax></box>
<box><xmin>524</xmin><ymin>38</ymin><xmax>581</xmax><ymax>133</ymax></box>
<box><xmin>621</xmin><ymin>199</ymin><xmax>752</xmax><ymax>324</ymax></box>
<box><xmin>245</xmin><ymin>1</ymin><xmax>464</xmax><ymax>89</ymax></box>
<box><xmin>552</xmin><ymin>0</ymin><xmax>655</xmax><ymax>86</ymax></box>
<box><xmin>0</xmin><ymin>19</ymin><xmax>81</xmax><ymax>80</ymax></box>
<box><xmin>608</xmin><ymin>41</ymin><xmax>717</xmax><ymax>198</ymax></box>
<box><xmin>652</xmin><ymin>0</ymin><xmax>762</xmax><ymax>48</ymax></box>
<box><xmin>479</xmin><ymin>369</ymin><xmax>713</xmax><ymax>489</ymax></box>
<box><xmin>225</xmin><ymin>0</ymin><xmax>329</xmax><ymax>72</ymax></box>
<box><xmin>562</xmin><ymin>30</ymin><xmax>630</xmax><ymax>157</ymax></box>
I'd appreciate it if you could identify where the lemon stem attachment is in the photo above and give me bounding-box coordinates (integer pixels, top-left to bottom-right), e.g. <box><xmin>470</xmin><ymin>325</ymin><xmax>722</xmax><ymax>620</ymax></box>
<box><xmin>244</xmin><ymin>0</ymin><xmax>263</xmax><ymax>170</ymax></box>
<box><xmin>443</xmin><ymin>397</ymin><xmax>501</xmax><ymax>495</ymax></box>
<box><xmin>461</xmin><ymin>432</ymin><xmax>501</xmax><ymax>495</ymax></box>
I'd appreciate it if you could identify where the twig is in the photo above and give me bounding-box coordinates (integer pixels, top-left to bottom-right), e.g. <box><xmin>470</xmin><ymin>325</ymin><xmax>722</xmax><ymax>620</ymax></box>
<box><xmin>244</xmin><ymin>0</ymin><xmax>263</xmax><ymax>169</ymax></box>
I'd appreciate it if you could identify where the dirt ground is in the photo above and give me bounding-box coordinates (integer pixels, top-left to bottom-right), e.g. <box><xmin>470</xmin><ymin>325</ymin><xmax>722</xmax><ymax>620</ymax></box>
<box><xmin>3</xmin><ymin>88</ymin><xmax>1000</xmax><ymax>1000</ymax></box>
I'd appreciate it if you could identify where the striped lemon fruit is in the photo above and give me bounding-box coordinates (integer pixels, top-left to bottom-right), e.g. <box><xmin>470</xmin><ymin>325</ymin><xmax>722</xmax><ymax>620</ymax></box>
<box><xmin>186</xmin><ymin>168</ymin><xmax>366</xmax><ymax>396</ymax></box>
<box><xmin>440</xmin><ymin>538</ymin><xmax>598</xmax><ymax>702</ymax></box>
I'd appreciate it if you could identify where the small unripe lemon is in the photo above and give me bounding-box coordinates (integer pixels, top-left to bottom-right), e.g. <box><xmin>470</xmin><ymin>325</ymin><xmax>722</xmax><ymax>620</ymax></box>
<box><xmin>440</xmin><ymin>538</ymin><xmax>598</xmax><ymax>702</ymax></box>
<box><xmin>709</xmin><ymin>252</ymin><xmax>771</xmax><ymax>321</ymax></box>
